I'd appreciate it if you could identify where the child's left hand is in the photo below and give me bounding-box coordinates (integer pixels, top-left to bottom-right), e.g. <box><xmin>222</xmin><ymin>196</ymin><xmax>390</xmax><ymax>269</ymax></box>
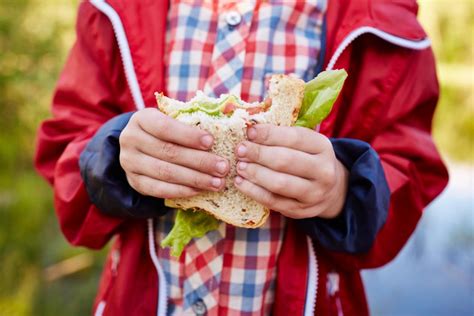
<box><xmin>234</xmin><ymin>124</ymin><xmax>349</xmax><ymax>219</ymax></box>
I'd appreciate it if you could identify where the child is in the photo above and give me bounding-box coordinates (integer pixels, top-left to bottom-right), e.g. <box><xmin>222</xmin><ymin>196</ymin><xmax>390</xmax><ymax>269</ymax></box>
<box><xmin>35</xmin><ymin>1</ymin><xmax>448</xmax><ymax>315</ymax></box>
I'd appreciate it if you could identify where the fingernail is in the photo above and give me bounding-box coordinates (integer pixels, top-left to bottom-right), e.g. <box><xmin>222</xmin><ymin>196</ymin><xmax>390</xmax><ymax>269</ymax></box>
<box><xmin>211</xmin><ymin>177</ymin><xmax>222</xmax><ymax>188</ymax></box>
<box><xmin>201</xmin><ymin>135</ymin><xmax>213</xmax><ymax>148</ymax></box>
<box><xmin>235</xmin><ymin>176</ymin><xmax>243</xmax><ymax>184</ymax></box>
<box><xmin>216</xmin><ymin>161</ymin><xmax>227</xmax><ymax>174</ymax></box>
<box><xmin>247</xmin><ymin>127</ymin><xmax>257</xmax><ymax>140</ymax></box>
<box><xmin>237</xmin><ymin>144</ymin><xmax>247</xmax><ymax>157</ymax></box>
<box><xmin>237</xmin><ymin>161</ymin><xmax>247</xmax><ymax>170</ymax></box>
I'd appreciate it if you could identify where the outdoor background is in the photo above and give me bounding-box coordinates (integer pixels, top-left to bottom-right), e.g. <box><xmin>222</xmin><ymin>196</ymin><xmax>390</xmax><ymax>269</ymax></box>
<box><xmin>0</xmin><ymin>1</ymin><xmax>472</xmax><ymax>315</ymax></box>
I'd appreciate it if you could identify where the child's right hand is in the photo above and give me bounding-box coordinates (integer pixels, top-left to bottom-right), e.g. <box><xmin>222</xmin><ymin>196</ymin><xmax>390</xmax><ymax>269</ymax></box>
<box><xmin>119</xmin><ymin>108</ymin><xmax>229</xmax><ymax>199</ymax></box>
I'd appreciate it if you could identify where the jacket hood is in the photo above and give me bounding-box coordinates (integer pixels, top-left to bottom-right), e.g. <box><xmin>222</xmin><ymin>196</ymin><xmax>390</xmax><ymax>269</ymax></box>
<box><xmin>325</xmin><ymin>0</ymin><xmax>428</xmax><ymax>64</ymax></box>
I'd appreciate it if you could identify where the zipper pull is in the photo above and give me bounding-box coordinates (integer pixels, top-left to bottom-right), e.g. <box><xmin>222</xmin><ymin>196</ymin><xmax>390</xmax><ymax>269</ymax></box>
<box><xmin>327</xmin><ymin>272</ymin><xmax>344</xmax><ymax>316</ymax></box>
<box><xmin>111</xmin><ymin>249</ymin><xmax>120</xmax><ymax>275</ymax></box>
<box><xmin>327</xmin><ymin>272</ymin><xmax>340</xmax><ymax>296</ymax></box>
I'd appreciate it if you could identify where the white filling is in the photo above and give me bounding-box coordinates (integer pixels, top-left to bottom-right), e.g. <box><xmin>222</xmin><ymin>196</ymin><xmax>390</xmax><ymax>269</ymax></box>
<box><xmin>176</xmin><ymin>104</ymin><xmax>268</xmax><ymax>125</ymax></box>
<box><xmin>192</xmin><ymin>91</ymin><xmax>262</xmax><ymax>106</ymax></box>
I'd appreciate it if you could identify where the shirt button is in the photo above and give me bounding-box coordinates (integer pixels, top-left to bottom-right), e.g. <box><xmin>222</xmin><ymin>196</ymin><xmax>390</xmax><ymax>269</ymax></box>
<box><xmin>225</xmin><ymin>10</ymin><xmax>242</xmax><ymax>27</ymax></box>
<box><xmin>192</xmin><ymin>299</ymin><xmax>207</xmax><ymax>315</ymax></box>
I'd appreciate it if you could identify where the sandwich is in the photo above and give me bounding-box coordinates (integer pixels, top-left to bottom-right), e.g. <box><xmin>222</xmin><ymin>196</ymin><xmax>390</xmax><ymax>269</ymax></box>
<box><xmin>155</xmin><ymin>70</ymin><xmax>348</xmax><ymax>256</ymax></box>
<box><xmin>156</xmin><ymin>75</ymin><xmax>305</xmax><ymax>228</ymax></box>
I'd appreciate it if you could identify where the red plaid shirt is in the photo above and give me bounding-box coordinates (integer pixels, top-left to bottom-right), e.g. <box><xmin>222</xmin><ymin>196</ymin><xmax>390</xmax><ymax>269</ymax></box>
<box><xmin>156</xmin><ymin>0</ymin><xmax>325</xmax><ymax>314</ymax></box>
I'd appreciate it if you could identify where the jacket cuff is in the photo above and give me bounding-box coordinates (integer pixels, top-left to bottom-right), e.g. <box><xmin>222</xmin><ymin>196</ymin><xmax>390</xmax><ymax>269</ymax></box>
<box><xmin>297</xmin><ymin>138</ymin><xmax>390</xmax><ymax>253</ymax></box>
<box><xmin>79</xmin><ymin>112</ymin><xmax>169</xmax><ymax>219</ymax></box>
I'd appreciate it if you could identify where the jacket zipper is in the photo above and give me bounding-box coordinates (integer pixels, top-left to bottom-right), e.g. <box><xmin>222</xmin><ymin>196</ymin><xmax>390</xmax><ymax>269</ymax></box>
<box><xmin>304</xmin><ymin>236</ymin><xmax>319</xmax><ymax>316</ymax></box>
<box><xmin>310</xmin><ymin>26</ymin><xmax>432</xmax><ymax>314</ymax></box>
<box><xmin>148</xmin><ymin>219</ymin><xmax>168</xmax><ymax>316</ymax></box>
<box><xmin>326</xmin><ymin>26</ymin><xmax>431</xmax><ymax>70</ymax></box>
<box><xmin>94</xmin><ymin>245</ymin><xmax>121</xmax><ymax>316</ymax></box>
<box><xmin>89</xmin><ymin>0</ymin><xmax>145</xmax><ymax>110</ymax></box>
<box><xmin>94</xmin><ymin>301</ymin><xmax>107</xmax><ymax>316</ymax></box>
<box><xmin>89</xmin><ymin>1</ymin><xmax>166</xmax><ymax>316</ymax></box>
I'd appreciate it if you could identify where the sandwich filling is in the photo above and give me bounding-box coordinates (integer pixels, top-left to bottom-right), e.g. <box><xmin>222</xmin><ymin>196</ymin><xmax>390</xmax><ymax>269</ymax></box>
<box><xmin>159</xmin><ymin>92</ymin><xmax>271</xmax><ymax>119</ymax></box>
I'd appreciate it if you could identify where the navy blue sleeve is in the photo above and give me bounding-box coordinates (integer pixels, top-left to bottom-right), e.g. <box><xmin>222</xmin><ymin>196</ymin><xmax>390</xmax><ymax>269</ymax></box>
<box><xmin>79</xmin><ymin>112</ymin><xmax>169</xmax><ymax>219</ymax></box>
<box><xmin>297</xmin><ymin>138</ymin><xmax>390</xmax><ymax>253</ymax></box>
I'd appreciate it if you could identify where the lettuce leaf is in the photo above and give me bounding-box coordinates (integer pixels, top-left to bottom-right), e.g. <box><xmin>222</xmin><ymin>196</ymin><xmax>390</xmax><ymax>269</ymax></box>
<box><xmin>295</xmin><ymin>69</ymin><xmax>347</xmax><ymax>129</ymax></box>
<box><xmin>160</xmin><ymin>210</ymin><xmax>219</xmax><ymax>257</ymax></box>
<box><xmin>161</xmin><ymin>70</ymin><xmax>347</xmax><ymax>257</ymax></box>
<box><xmin>175</xmin><ymin>95</ymin><xmax>242</xmax><ymax>117</ymax></box>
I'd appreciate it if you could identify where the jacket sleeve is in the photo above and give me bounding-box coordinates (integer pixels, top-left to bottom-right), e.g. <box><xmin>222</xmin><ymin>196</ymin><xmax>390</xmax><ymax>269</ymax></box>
<box><xmin>79</xmin><ymin>112</ymin><xmax>169</xmax><ymax>219</ymax></box>
<box><xmin>34</xmin><ymin>3</ymin><xmax>134</xmax><ymax>249</ymax></box>
<box><xmin>313</xmin><ymin>38</ymin><xmax>449</xmax><ymax>270</ymax></box>
<box><xmin>297</xmin><ymin>138</ymin><xmax>390</xmax><ymax>253</ymax></box>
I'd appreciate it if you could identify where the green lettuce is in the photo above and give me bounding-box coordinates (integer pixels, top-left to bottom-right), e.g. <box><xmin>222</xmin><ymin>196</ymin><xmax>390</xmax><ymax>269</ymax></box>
<box><xmin>160</xmin><ymin>210</ymin><xmax>220</xmax><ymax>257</ymax></box>
<box><xmin>296</xmin><ymin>69</ymin><xmax>347</xmax><ymax>128</ymax></box>
<box><xmin>175</xmin><ymin>95</ymin><xmax>241</xmax><ymax>117</ymax></box>
<box><xmin>161</xmin><ymin>70</ymin><xmax>347</xmax><ymax>257</ymax></box>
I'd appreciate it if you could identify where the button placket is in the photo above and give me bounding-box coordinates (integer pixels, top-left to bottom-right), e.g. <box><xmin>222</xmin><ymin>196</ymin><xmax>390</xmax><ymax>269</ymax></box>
<box><xmin>191</xmin><ymin>298</ymin><xmax>207</xmax><ymax>315</ymax></box>
<box><xmin>225</xmin><ymin>10</ymin><xmax>242</xmax><ymax>27</ymax></box>
<box><xmin>204</xmin><ymin>6</ymin><xmax>255</xmax><ymax>98</ymax></box>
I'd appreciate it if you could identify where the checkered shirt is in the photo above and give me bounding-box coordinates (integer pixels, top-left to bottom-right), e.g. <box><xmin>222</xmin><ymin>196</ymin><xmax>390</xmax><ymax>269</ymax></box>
<box><xmin>155</xmin><ymin>1</ymin><xmax>326</xmax><ymax>315</ymax></box>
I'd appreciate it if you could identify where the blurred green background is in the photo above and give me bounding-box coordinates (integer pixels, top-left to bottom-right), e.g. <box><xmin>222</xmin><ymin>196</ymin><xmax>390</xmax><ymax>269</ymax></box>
<box><xmin>0</xmin><ymin>1</ymin><xmax>472</xmax><ymax>315</ymax></box>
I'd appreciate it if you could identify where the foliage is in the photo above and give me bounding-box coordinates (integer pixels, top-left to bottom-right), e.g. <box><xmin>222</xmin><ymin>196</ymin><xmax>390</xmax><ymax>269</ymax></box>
<box><xmin>0</xmin><ymin>0</ymin><xmax>472</xmax><ymax>315</ymax></box>
<box><xmin>0</xmin><ymin>1</ymin><xmax>105</xmax><ymax>315</ymax></box>
<box><xmin>434</xmin><ymin>83</ymin><xmax>474</xmax><ymax>162</ymax></box>
<box><xmin>418</xmin><ymin>0</ymin><xmax>474</xmax><ymax>162</ymax></box>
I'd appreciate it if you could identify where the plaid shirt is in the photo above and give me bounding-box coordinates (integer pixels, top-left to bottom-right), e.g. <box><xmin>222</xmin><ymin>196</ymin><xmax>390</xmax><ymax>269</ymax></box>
<box><xmin>156</xmin><ymin>1</ymin><xmax>325</xmax><ymax>314</ymax></box>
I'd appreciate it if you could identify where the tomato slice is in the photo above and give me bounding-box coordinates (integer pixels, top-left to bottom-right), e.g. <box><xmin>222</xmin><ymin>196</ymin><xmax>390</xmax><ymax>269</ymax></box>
<box><xmin>245</xmin><ymin>106</ymin><xmax>264</xmax><ymax>115</ymax></box>
<box><xmin>222</xmin><ymin>102</ymin><xmax>237</xmax><ymax>115</ymax></box>
<box><xmin>221</xmin><ymin>98</ymin><xmax>271</xmax><ymax>116</ymax></box>
<box><xmin>263</xmin><ymin>97</ymin><xmax>272</xmax><ymax>110</ymax></box>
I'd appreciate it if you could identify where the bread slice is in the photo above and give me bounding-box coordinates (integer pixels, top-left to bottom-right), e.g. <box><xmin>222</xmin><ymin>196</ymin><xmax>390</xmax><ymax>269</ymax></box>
<box><xmin>155</xmin><ymin>75</ymin><xmax>305</xmax><ymax>228</ymax></box>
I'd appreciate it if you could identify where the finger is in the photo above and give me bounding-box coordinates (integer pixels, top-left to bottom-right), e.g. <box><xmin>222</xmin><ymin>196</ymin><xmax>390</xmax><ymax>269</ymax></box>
<box><xmin>310</xmin><ymin>154</ymin><xmax>338</xmax><ymax>186</ymax></box>
<box><xmin>247</xmin><ymin>124</ymin><xmax>331</xmax><ymax>154</ymax></box>
<box><xmin>136</xmin><ymin>131</ymin><xmax>229</xmax><ymax>177</ymax></box>
<box><xmin>235</xmin><ymin>141</ymin><xmax>316</xmax><ymax>178</ymax></box>
<box><xmin>125</xmin><ymin>154</ymin><xmax>226</xmax><ymax>192</ymax></box>
<box><xmin>236</xmin><ymin>161</ymin><xmax>313</xmax><ymax>202</ymax></box>
<box><xmin>133</xmin><ymin>108</ymin><xmax>214</xmax><ymax>150</ymax></box>
<box><xmin>233</xmin><ymin>176</ymin><xmax>300</xmax><ymax>214</ymax></box>
<box><xmin>128</xmin><ymin>174</ymin><xmax>200</xmax><ymax>199</ymax></box>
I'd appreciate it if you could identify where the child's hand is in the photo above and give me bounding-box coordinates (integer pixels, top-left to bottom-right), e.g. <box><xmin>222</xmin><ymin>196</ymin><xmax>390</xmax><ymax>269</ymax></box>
<box><xmin>119</xmin><ymin>108</ymin><xmax>229</xmax><ymax>199</ymax></box>
<box><xmin>234</xmin><ymin>124</ymin><xmax>349</xmax><ymax>219</ymax></box>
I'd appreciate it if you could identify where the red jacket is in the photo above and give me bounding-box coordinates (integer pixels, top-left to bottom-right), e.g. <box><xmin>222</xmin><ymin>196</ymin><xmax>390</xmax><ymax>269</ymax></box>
<box><xmin>35</xmin><ymin>0</ymin><xmax>448</xmax><ymax>315</ymax></box>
